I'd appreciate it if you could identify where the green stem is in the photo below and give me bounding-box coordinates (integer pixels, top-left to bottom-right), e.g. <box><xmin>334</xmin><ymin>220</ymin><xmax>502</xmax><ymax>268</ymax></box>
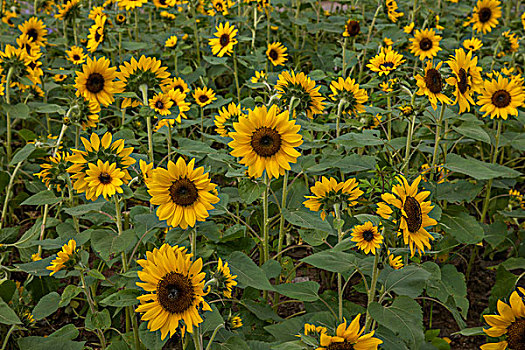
<box><xmin>134</xmin><ymin>9</ymin><xmax>139</xmax><ymax>41</ymax></box>
<box><xmin>431</xmin><ymin>103</ymin><xmax>446</xmax><ymax>175</ymax></box>
<box><xmin>205</xmin><ymin>324</ymin><xmax>224</xmax><ymax>350</ymax></box>
<box><xmin>5</xmin><ymin>67</ymin><xmax>13</xmax><ymax>162</ymax></box>
<box><xmin>167</xmin><ymin>123</ymin><xmax>172</xmax><ymax>161</ymax></box>
<box><xmin>191</xmin><ymin>226</ymin><xmax>197</xmax><ymax>257</ymax></box>
<box><xmin>276</xmin><ymin>171</ymin><xmax>289</xmax><ymax>262</ymax></box>
<box><xmin>403</xmin><ymin>113</ymin><xmax>417</xmax><ymax>172</ymax></box>
<box><xmin>334</xmin><ymin>203</ymin><xmax>343</xmax><ymax>322</ymax></box>
<box><xmin>53</xmin><ymin>124</ymin><xmax>68</xmax><ymax>157</ymax></box>
<box><xmin>140</xmin><ymin>85</ymin><xmax>154</xmax><ymax>164</ymax></box>
<box><xmin>386</xmin><ymin>94</ymin><xmax>392</xmax><ymax>141</ymax></box>
<box><xmin>233</xmin><ymin>51</ymin><xmax>241</xmax><ymax>103</ymax></box>
<box><xmin>0</xmin><ymin>161</ymin><xmax>22</xmax><ymax>230</ymax></box>
<box><xmin>1</xmin><ymin>325</ymin><xmax>16</xmax><ymax>350</ymax></box>
<box><xmin>80</xmin><ymin>270</ymin><xmax>107</xmax><ymax>349</ymax></box>
<box><xmin>364</xmin><ymin>252</ymin><xmax>380</xmax><ymax>331</ymax></box>
<box><xmin>341</xmin><ymin>38</ymin><xmax>347</xmax><ymax>78</ymax></box>
<box><xmin>262</xmin><ymin>174</ymin><xmax>270</xmax><ymax>264</ymax></box>
<box><xmin>190</xmin><ymin>4</ymin><xmax>201</xmax><ymax>66</ymax></box>
<box><xmin>73</xmin><ymin>16</ymin><xmax>78</xmax><ymax>45</ymax></box>
<box><xmin>193</xmin><ymin>328</ymin><xmax>203</xmax><ymax>350</ymax></box>
<box><xmin>37</xmin><ymin>204</ymin><xmax>50</xmax><ymax>257</ymax></box>
<box><xmin>200</xmin><ymin>107</ymin><xmax>204</xmax><ymax>141</ymax></box>
<box><xmin>358</xmin><ymin>3</ymin><xmax>382</xmax><ymax>82</ymax></box>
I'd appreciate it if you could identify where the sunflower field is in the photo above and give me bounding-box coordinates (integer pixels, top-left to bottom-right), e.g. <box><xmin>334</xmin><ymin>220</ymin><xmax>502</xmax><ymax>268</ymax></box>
<box><xmin>0</xmin><ymin>0</ymin><xmax>524</xmax><ymax>348</ymax></box>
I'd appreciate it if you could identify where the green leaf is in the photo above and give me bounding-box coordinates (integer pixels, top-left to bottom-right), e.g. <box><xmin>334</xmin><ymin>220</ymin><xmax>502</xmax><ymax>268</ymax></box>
<box><xmin>380</xmin><ymin>265</ymin><xmax>431</xmax><ymax>298</ymax></box>
<box><xmin>21</xmin><ymin>190</ymin><xmax>60</xmax><ymax>206</ymax></box>
<box><xmin>91</xmin><ymin>229</ymin><xmax>137</xmax><ymax>263</ymax></box>
<box><xmin>0</xmin><ymin>280</ymin><xmax>16</xmax><ymax>303</ymax></box>
<box><xmin>33</xmin><ymin>103</ymin><xmax>66</xmax><ymax>114</ymax></box>
<box><xmin>85</xmin><ymin>309</ymin><xmax>111</xmax><ymax>331</ymax></box>
<box><xmin>435</xmin><ymin>180</ymin><xmax>483</xmax><ymax>203</ymax></box>
<box><xmin>452</xmin><ymin>123</ymin><xmax>491</xmax><ymax>144</ymax></box>
<box><xmin>489</xmin><ymin>265</ymin><xmax>517</xmax><ymax>309</ymax></box>
<box><xmin>440</xmin><ymin>207</ymin><xmax>484</xmax><ymax>244</ymax></box>
<box><xmin>0</xmin><ymin>298</ymin><xmax>21</xmax><ymax>325</ymax></box>
<box><xmin>201</xmin><ymin>304</ymin><xmax>224</xmax><ymax>334</ymax></box>
<box><xmin>332</xmin><ymin>130</ymin><xmax>383</xmax><ymax>149</ymax></box>
<box><xmin>33</xmin><ymin>292</ymin><xmax>61</xmax><ymax>320</ymax></box>
<box><xmin>121</xmin><ymin>41</ymin><xmax>148</xmax><ymax>50</ymax></box>
<box><xmin>10</xmin><ymin>143</ymin><xmax>36</xmax><ymax>165</ymax></box>
<box><xmin>4</xmin><ymin>103</ymin><xmax>30</xmax><ymax>119</ymax></box>
<box><xmin>100</xmin><ymin>289</ymin><xmax>140</xmax><ymax>307</ymax></box>
<box><xmin>501</xmin><ymin>257</ymin><xmax>525</xmax><ymax>270</ymax></box>
<box><xmin>444</xmin><ymin>154</ymin><xmax>520</xmax><ymax>180</ymax></box>
<box><xmin>301</xmin><ymin>250</ymin><xmax>360</xmax><ymax>274</ymax></box>
<box><xmin>243</xmin><ymin>299</ymin><xmax>283</xmax><ymax>322</ymax></box>
<box><xmin>138</xmin><ymin>321</ymin><xmax>168</xmax><ymax>350</ymax></box>
<box><xmin>59</xmin><ymin>285</ymin><xmax>81</xmax><ymax>307</ymax></box>
<box><xmin>369</xmin><ymin>296</ymin><xmax>424</xmax><ymax>347</ymax></box>
<box><xmin>214</xmin><ymin>336</ymin><xmax>251</xmax><ymax>350</ymax></box>
<box><xmin>282</xmin><ymin>209</ymin><xmax>333</xmax><ymax>234</ymax></box>
<box><xmin>452</xmin><ymin>327</ymin><xmax>485</xmax><ymax>336</ymax></box>
<box><xmin>298</xmin><ymin>229</ymin><xmax>328</xmax><ymax>246</ymax></box>
<box><xmin>62</xmin><ymin>202</ymin><xmax>106</xmax><ymax>216</ymax></box>
<box><xmin>238</xmin><ymin>179</ymin><xmax>265</xmax><ymax>204</ymax></box>
<box><xmin>227</xmin><ymin>251</ymin><xmax>275</xmax><ymax>291</ymax></box>
<box><xmin>274</xmin><ymin>281</ymin><xmax>320</xmax><ymax>302</ymax></box>
<box><xmin>87</xmin><ymin>269</ymin><xmax>106</xmax><ymax>280</ymax></box>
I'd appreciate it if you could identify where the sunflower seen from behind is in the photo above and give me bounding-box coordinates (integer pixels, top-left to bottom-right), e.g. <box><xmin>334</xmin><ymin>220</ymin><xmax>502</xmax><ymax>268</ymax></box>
<box><xmin>228</xmin><ymin>105</ymin><xmax>302</xmax><ymax>179</ymax></box>
<box><xmin>471</xmin><ymin>0</ymin><xmax>501</xmax><ymax>34</ymax></box>
<box><xmin>213</xmin><ymin>258</ymin><xmax>237</xmax><ymax>298</ymax></box>
<box><xmin>329</xmin><ymin>77</ymin><xmax>369</xmax><ymax>116</ymax></box>
<box><xmin>317</xmin><ymin>314</ymin><xmax>383</xmax><ymax>350</ymax></box>
<box><xmin>34</xmin><ymin>152</ymin><xmax>69</xmax><ymax>192</ymax></box>
<box><xmin>477</xmin><ymin>75</ymin><xmax>525</xmax><ymax>120</ymax></box>
<box><xmin>351</xmin><ymin>221</ymin><xmax>383</xmax><ymax>255</ymax></box>
<box><xmin>409</xmin><ymin>28</ymin><xmax>442</xmax><ymax>61</ymax></box>
<box><xmin>266</xmin><ymin>42</ymin><xmax>288</xmax><ymax>66</ymax></box>
<box><xmin>415</xmin><ymin>61</ymin><xmax>451</xmax><ymax>110</ymax></box>
<box><xmin>47</xmin><ymin>239</ymin><xmax>78</xmax><ymax>276</ymax></box>
<box><xmin>147</xmin><ymin>157</ymin><xmax>220</xmax><ymax>229</ymax></box>
<box><xmin>135</xmin><ymin>243</ymin><xmax>212</xmax><ymax>340</ymax></box>
<box><xmin>75</xmin><ymin>56</ymin><xmax>124</xmax><ymax>107</ymax></box>
<box><xmin>446</xmin><ymin>48</ymin><xmax>483</xmax><ymax>113</ymax></box>
<box><xmin>209</xmin><ymin>22</ymin><xmax>238</xmax><ymax>57</ymax></box>
<box><xmin>214</xmin><ymin>102</ymin><xmax>245</xmax><ymax>137</ymax></box>
<box><xmin>275</xmin><ymin>70</ymin><xmax>325</xmax><ymax>119</ymax></box>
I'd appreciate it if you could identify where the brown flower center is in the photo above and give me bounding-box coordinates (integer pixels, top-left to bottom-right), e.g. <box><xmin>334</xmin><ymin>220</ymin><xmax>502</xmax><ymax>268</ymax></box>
<box><xmin>424</xmin><ymin>68</ymin><xmax>443</xmax><ymax>94</ymax></box>
<box><xmin>269</xmin><ymin>49</ymin><xmax>278</xmax><ymax>60</ymax></box>
<box><xmin>419</xmin><ymin>38</ymin><xmax>433</xmax><ymax>51</ymax></box>
<box><xmin>362</xmin><ymin>229</ymin><xmax>375</xmax><ymax>242</ymax></box>
<box><xmin>198</xmin><ymin>95</ymin><xmax>209</xmax><ymax>104</ymax></box>
<box><xmin>250</xmin><ymin>127</ymin><xmax>282</xmax><ymax>157</ymax></box>
<box><xmin>86</xmin><ymin>72</ymin><xmax>105</xmax><ymax>93</ymax></box>
<box><xmin>219</xmin><ymin>34</ymin><xmax>230</xmax><ymax>47</ymax></box>
<box><xmin>380</xmin><ymin>62</ymin><xmax>395</xmax><ymax>70</ymax></box>
<box><xmin>98</xmin><ymin>172</ymin><xmax>112</xmax><ymax>184</ymax></box>
<box><xmin>327</xmin><ymin>342</ymin><xmax>353</xmax><ymax>350</ymax></box>
<box><xmin>73</xmin><ymin>54</ymin><xmax>80</xmax><ymax>61</ymax></box>
<box><xmin>94</xmin><ymin>30</ymin><xmax>102</xmax><ymax>42</ymax></box>
<box><xmin>404</xmin><ymin>196</ymin><xmax>423</xmax><ymax>233</ymax></box>
<box><xmin>457</xmin><ymin>68</ymin><xmax>469</xmax><ymax>94</ymax></box>
<box><xmin>507</xmin><ymin>319</ymin><xmax>525</xmax><ymax>350</ymax></box>
<box><xmin>174</xmin><ymin>85</ymin><xmax>184</xmax><ymax>93</ymax></box>
<box><xmin>169</xmin><ymin>178</ymin><xmax>198</xmax><ymax>206</ymax></box>
<box><xmin>491</xmin><ymin>90</ymin><xmax>511</xmax><ymax>108</ymax></box>
<box><xmin>478</xmin><ymin>7</ymin><xmax>492</xmax><ymax>23</ymax></box>
<box><xmin>26</xmin><ymin>28</ymin><xmax>38</xmax><ymax>42</ymax></box>
<box><xmin>155</xmin><ymin>100</ymin><xmax>164</xmax><ymax>110</ymax></box>
<box><xmin>346</xmin><ymin>20</ymin><xmax>360</xmax><ymax>36</ymax></box>
<box><xmin>157</xmin><ymin>272</ymin><xmax>195</xmax><ymax>314</ymax></box>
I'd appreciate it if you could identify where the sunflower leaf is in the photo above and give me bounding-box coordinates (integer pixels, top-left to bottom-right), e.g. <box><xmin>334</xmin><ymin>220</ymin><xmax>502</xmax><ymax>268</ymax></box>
<box><xmin>227</xmin><ymin>251</ymin><xmax>275</xmax><ymax>291</ymax></box>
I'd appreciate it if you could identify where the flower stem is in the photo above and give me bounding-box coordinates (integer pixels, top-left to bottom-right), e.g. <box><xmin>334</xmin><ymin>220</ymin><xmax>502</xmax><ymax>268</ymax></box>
<box><xmin>5</xmin><ymin>67</ymin><xmax>13</xmax><ymax>162</ymax></box>
<box><xmin>334</xmin><ymin>203</ymin><xmax>343</xmax><ymax>322</ymax></box>
<box><xmin>262</xmin><ymin>174</ymin><xmax>270</xmax><ymax>264</ymax></box>
<box><xmin>0</xmin><ymin>325</ymin><xmax>16</xmax><ymax>350</ymax></box>
<box><xmin>193</xmin><ymin>328</ymin><xmax>203</xmax><ymax>350</ymax></box>
<box><xmin>233</xmin><ymin>50</ymin><xmax>241</xmax><ymax>103</ymax></box>
<box><xmin>80</xmin><ymin>269</ymin><xmax>107</xmax><ymax>349</ymax></box>
<box><xmin>140</xmin><ymin>85</ymin><xmax>154</xmax><ymax>164</ymax></box>
<box><xmin>191</xmin><ymin>226</ymin><xmax>198</xmax><ymax>258</ymax></box>
<box><xmin>341</xmin><ymin>38</ymin><xmax>347</xmax><ymax>78</ymax></box>
<box><xmin>37</xmin><ymin>204</ymin><xmax>50</xmax><ymax>257</ymax></box>
<box><xmin>276</xmin><ymin>171</ymin><xmax>289</xmax><ymax>262</ymax></box>
<box><xmin>364</xmin><ymin>251</ymin><xmax>380</xmax><ymax>331</ymax></box>
<box><xmin>205</xmin><ymin>324</ymin><xmax>224</xmax><ymax>350</ymax></box>
<box><xmin>0</xmin><ymin>161</ymin><xmax>22</xmax><ymax>230</ymax></box>
<box><xmin>190</xmin><ymin>4</ymin><xmax>201</xmax><ymax>66</ymax></box>
<box><xmin>386</xmin><ymin>94</ymin><xmax>392</xmax><ymax>141</ymax></box>
<box><xmin>431</xmin><ymin>102</ymin><xmax>446</xmax><ymax>176</ymax></box>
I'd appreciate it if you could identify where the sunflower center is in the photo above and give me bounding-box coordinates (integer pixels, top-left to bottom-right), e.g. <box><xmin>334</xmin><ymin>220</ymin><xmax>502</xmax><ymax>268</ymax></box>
<box><xmin>380</xmin><ymin>62</ymin><xmax>395</xmax><ymax>70</ymax></box>
<box><xmin>457</xmin><ymin>68</ymin><xmax>469</xmax><ymax>94</ymax></box>
<box><xmin>174</xmin><ymin>85</ymin><xmax>184</xmax><ymax>93</ymax></box>
<box><xmin>419</xmin><ymin>38</ymin><xmax>433</xmax><ymax>51</ymax></box>
<box><xmin>26</xmin><ymin>28</ymin><xmax>38</xmax><ymax>42</ymax></box>
<box><xmin>362</xmin><ymin>229</ymin><xmax>375</xmax><ymax>242</ymax></box>
<box><xmin>198</xmin><ymin>95</ymin><xmax>209</xmax><ymax>103</ymax></box>
<box><xmin>155</xmin><ymin>100</ymin><xmax>165</xmax><ymax>109</ymax></box>
<box><xmin>73</xmin><ymin>54</ymin><xmax>80</xmax><ymax>60</ymax></box>
<box><xmin>250</xmin><ymin>127</ymin><xmax>282</xmax><ymax>157</ymax></box>
<box><xmin>169</xmin><ymin>178</ymin><xmax>199</xmax><ymax>206</ymax></box>
<box><xmin>157</xmin><ymin>272</ymin><xmax>196</xmax><ymax>314</ymax></box>
<box><xmin>327</xmin><ymin>341</ymin><xmax>353</xmax><ymax>350</ymax></box>
<box><xmin>507</xmin><ymin>319</ymin><xmax>525</xmax><ymax>350</ymax></box>
<box><xmin>424</xmin><ymin>68</ymin><xmax>442</xmax><ymax>94</ymax></box>
<box><xmin>160</xmin><ymin>0</ymin><xmax>166</xmax><ymax>4</ymax></box>
<box><xmin>478</xmin><ymin>7</ymin><xmax>492</xmax><ymax>23</ymax></box>
<box><xmin>346</xmin><ymin>21</ymin><xmax>360</xmax><ymax>36</ymax></box>
<box><xmin>98</xmin><ymin>172</ymin><xmax>112</xmax><ymax>184</ymax></box>
<box><xmin>491</xmin><ymin>90</ymin><xmax>511</xmax><ymax>108</ymax></box>
<box><xmin>404</xmin><ymin>196</ymin><xmax>423</xmax><ymax>233</ymax></box>
<box><xmin>219</xmin><ymin>34</ymin><xmax>230</xmax><ymax>47</ymax></box>
<box><xmin>269</xmin><ymin>49</ymin><xmax>278</xmax><ymax>60</ymax></box>
<box><xmin>86</xmin><ymin>73</ymin><xmax>105</xmax><ymax>93</ymax></box>
<box><xmin>94</xmin><ymin>31</ymin><xmax>102</xmax><ymax>42</ymax></box>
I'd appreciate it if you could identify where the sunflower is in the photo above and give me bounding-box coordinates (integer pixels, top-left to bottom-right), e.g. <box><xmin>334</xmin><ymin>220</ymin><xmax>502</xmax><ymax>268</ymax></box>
<box><xmin>75</xmin><ymin>56</ymin><xmax>124</xmax><ymax>107</ymax></box>
<box><xmin>300</xmin><ymin>324</ymin><xmax>328</xmax><ymax>337</ymax></box>
<box><xmin>250</xmin><ymin>70</ymin><xmax>267</xmax><ymax>84</ymax></box>
<box><xmin>388</xmin><ymin>250</ymin><xmax>404</xmax><ymax>269</ymax></box>
<box><xmin>303</xmin><ymin>177</ymin><xmax>363</xmax><ymax>220</ymax></box>
<box><xmin>477</xmin><ymin>76</ymin><xmax>525</xmax><ymax>120</ymax></box>
<box><xmin>500</xmin><ymin>31</ymin><xmax>519</xmax><ymax>57</ymax></box>
<box><xmin>0</xmin><ymin>45</ymin><xmax>32</xmax><ymax>86</ymax></box>
<box><xmin>18</xmin><ymin>17</ymin><xmax>47</xmax><ymax>47</ymax></box>
<box><xmin>31</xmin><ymin>253</ymin><xmax>42</xmax><ymax>261</ymax></box>
<box><xmin>118</xmin><ymin>0</ymin><xmax>148</xmax><ymax>10</ymax></box>
<box><xmin>117</xmin><ymin>55</ymin><xmax>171</xmax><ymax>108</ymax></box>
<box><xmin>377</xmin><ymin>175</ymin><xmax>437</xmax><ymax>256</ymax></box>
<box><xmin>139</xmin><ymin>159</ymin><xmax>154</xmax><ymax>185</ymax></box>
<box><xmin>209</xmin><ymin>22</ymin><xmax>238</xmax><ymax>57</ymax></box>
<box><xmin>329</xmin><ymin>77</ymin><xmax>369</xmax><ymax>116</ymax></box>
<box><xmin>66</xmin><ymin>46</ymin><xmax>87</xmax><ymax>64</ymax></box>
<box><xmin>16</xmin><ymin>34</ymin><xmax>40</xmax><ymax>59</ymax></box>
<box><xmin>415</xmin><ymin>61</ymin><xmax>451</xmax><ymax>110</ymax></box>
<box><xmin>266</xmin><ymin>42</ymin><xmax>288</xmax><ymax>66</ymax></box>
<box><xmin>351</xmin><ymin>221</ymin><xmax>383</xmax><ymax>255</ymax></box>
<box><xmin>228</xmin><ymin>316</ymin><xmax>243</xmax><ymax>329</ymax></box>
<box><xmin>471</xmin><ymin>0</ymin><xmax>501</xmax><ymax>34</ymax></box>
<box><xmin>214</xmin><ymin>102</ymin><xmax>245</xmax><ymax>137</ymax></box>
<box><xmin>87</xmin><ymin>15</ymin><xmax>106</xmax><ymax>53</ymax></box>
<box><xmin>55</xmin><ymin>0</ymin><xmax>82</xmax><ymax>21</ymax></box>
<box><xmin>463</xmin><ymin>38</ymin><xmax>483</xmax><ymax>52</ymax></box>
<box><xmin>480</xmin><ymin>288</ymin><xmax>525</xmax><ymax>350</ymax></box>
<box><xmin>276</xmin><ymin>70</ymin><xmax>325</xmax><ymax>119</ymax></box>
<box><xmin>54</xmin><ymin>73</ymin><xmax>67</xmax><ymax>82</ymax></box>
<box><xmin>147</xmin><ymin>157</ymin><xmax>220</xmax><ymax>229</ymax></box>
<box><xmin>445</xmin><ymin>48</ymin><xmax>483</xmax><ymax>113</ymax></box>
<box><xmin>76</xmin><ymin>98</ymin><xmax>101</xmax><ymax>129</ymax></box>
<box><xmin>403</xmin><ymin>22</ymin><xmax>415</xmax><ymax>34</ymax></box>
<box><xmin>165</xmin><ymin>89</ymin><xmax>191</xmax><ymax>123</ymax></box>
<box><xmin>165</xmin><ymin>35</ymin><xmax>178</xmax><ymax>48</ymax></box>
<box><xmin>46</xmin><ymin>239</ymin><xmax>78</xmax><ymax>276</ymax></box>
<box><xmin>343</xmin><ymin>19</ymin><xmax>360</xmax><ymax>37</ymax></box>
<box><xmin>409</xmin><ymin>28</ymin><xmax>442</xmax><ymax>61</ymax></box>
<box><xmin>115</xmin><ymin>13</ymin><xmax>126</xmax><ymax>25</ymax></box>
<box><xmin>34</xmin><ymin>152</ymin><xmax>69</xmax><ymax>192</ymax></box>
<box><xmin>229</xmin><ymin>105</ymin><xmax>303</xmax><ymax>179</ymax></box>
<box><xmin>2</xmin><ymin>11</ymin><xmax>17</xmax><ymax>27</ymax></box>
<box><xmin>135</xmin><ymin>243</ymin><xmax>212</xmax><ymax>339</ymax></box>
<box><xmin>84</xmin><ymin>160</ymin><xmax>126</xmax><ymax>201</ymax></box>
<box><xmin>383</xmin><ymin>37</ymin><xmax>394</xmax><ymax>47</ymax></box>
<box><xmin>317</xmin><ymin>314</ymin><xmax>383</xmax><ymax>350</ymax></box>
<box><xmin>162</xmin><ymin>77</ymin><xmax>190</xmax><ymax>95</ymax></box>
<box><xmin>153</xmin><ymin>0</ymin><xmax>170</xmax><ymax>8</ymax></box>
<box><xmin>149</xmin><ymin>92</ymin><xmax>173</xmax><ymax>116</ymax></box>
<box><xmin>386</xmin><ymin>0</ymin><xmax>404</xmax><ymax>23</ymax></box>
<box><xmin>193</xmin><ymin>86</ymin><xmax>217</xmax><ymax>107</ymax></box>
<box><xmin>214</xmin><ymin>258</ymin><xmax>237</xmax><ymax>298</ymax></box>
<box><xmin>367</xmin><ymin>46</ymin><xmax>405</xmax><ymax>76</ymax></box>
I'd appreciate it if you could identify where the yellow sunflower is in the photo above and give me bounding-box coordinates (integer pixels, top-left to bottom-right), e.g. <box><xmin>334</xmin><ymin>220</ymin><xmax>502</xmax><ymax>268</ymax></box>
<box><xmin>300</xmin><ymin>324</ymin><xmax>328</xmax><ymax>337</ymax></box>
<box><xmin>135</xmin><ymin>243</ymin><xmax>212</xmax><ymax>339</ymax></box>
<box><xmin>55</xmin><ymin>0</ymin><xmax>82</xmax><ymax>21</ymax></box>
<box><xmin>388</xmin><ymin>250</ymin><xmax>404</xmax><ymax>269</ymax></box>
<box><xmin>162</xmin><ymin>77</ymin><xmax>190</xmax><ymax>95</ymax></box>
<box><xmin>87</xmin><ymin>15</ymin><xmax>106</xmax><ymax>53</ymax></box>
<box><xmin>88</xmin><ymin>6</ymin><xmax>105</xmax><ymax>20</ymax></box>
<box><xmin>75</xmin><ymin>56</ymin><xmax>124</xmax><ymax>107</ymax></box>
<box><xmin>317</xmin><ymin>314</ymin><xmax>383</xmax><ymax>350</ymax></box>
<box><xmin>409</xmin><ymin>28</ymin><xmax>442</xmax><ymax>61</ymax></box>
<box><xmin>193</xmin><ymin>86</ymin><xmax>217</xmax><ymax>107</ymax></box>
<box><xmin>18</xmin><ymin>17</ymin><xmax>47</xmax><ymax>47</ymax></box>
<box><xmin>229</xmin><ymin>316</ymin><xmax>243</xmax><ymax>329</ymax></box>
<box><xmin>115</xmin><ymin>13</ymin><xmax>126</xmax><ymax>25</ymax></box>
<box><xmin>34</xmin><ymin>152</ymin><xmax>69</xmax><ymax>192</ymax></box>
<box><xmin>351</xmin><ymin>221</ymin><xmax>383</xmax><ymax>255</ymax></box>
<box><xmin>415</xmin><ymin>61</ymin><xmax>451</xmax><ymax>110</ymax></box>
<box><xmin>47</xmin><ymin>239</ymin><xmax>78</xmax><ymax>276</ymax></box>
<box><xmin>251</xmin><ymin>70</ymin><xmax>267</xmax><ymax>84</ymax></box>
<box><xmin>471</xmin><ymin>0</ymin><xmax>501</xmax><ymax>34</ymax></box>
<box><xmin>377</xmin><ymin>175</ymin><xmax>437</xmax><ymax>256</ymax></box>
<box><xmin>303</xmin><ymin>177</ymin><xmax>363</xmax><ymax>220</ymax></box>
<box><xmin>343</xmin><ymin>19</ymin><xmax>360</xmax><ymax>37</ymax></box>
<box><xmin>2</xmin><ymin>11</ymin><xmax>17</xmax><ymax>27</ymax></box>
<box><xmin>275</xmin><ymin>70</ymin><xmax>326</xmax><ymax>119</ymax></box>
<box><xmin>214</xmin><ymin>258</ymin><xmax>237</xmax><ymax>298</ymax></box>
<box><xmin>165</xmin><ymin>35</ymin><xmax>178</xmax><ymax>48</ymax></box>
<box><xmin>481</xmin><ymin>288</ymin><xmax>525</xmax><ymax>350</ymax></box>
<box><xmin>500</xmin><ymin>31</ymin><xmax>519</xmax><ymax>57</ymax></box>
<box><xmin>228</xmin><ymin>105</ymin><xmax>303</xmax><ymax>179</ymax></box>
<box><xmin>463</xmin><ymin>38</ymin><xmax>483</xmax><ymax>52</ymax></box>
<box><xmin>214</xmin><ymin>102</ymin><xmax>245</xmax><ymax>137</ymax></box>
<box><xmin>403</xmin><ymin>22</ymin><xmax>415</xmax><ymax>34</ymax></box>
<box><xmin>209</xmin><ymin>22</ymin><xmax>238</xmax><ymax>57</ymax></box>
<box><xmin>66</xmin><ymin>46</ymin><xmax>87</xmax><ymax>64</ymax></box>
<box><xmin>84</xmin><ymin>160</ymin><xmax>126</xmax><ymax>201</ymax></box>
<box><xmin>386</xmin><ymin>0</ymin><xmax>404</xmax><ymax>23</ymax></box>
<box><xmin>149</xmin><ymin>92</ymin><xmax>173</xmax><ymax>116</ymax></box>
<box><xmin>367</xmin><ymin>46</ymin><xmax>405</xmax><ymax>76</ymax></box>
<box><xmin>445</xmin><ymin>48</ymin><xmax>483</xmax><ymax>113</ymax></box>
<box><xmin>477</xmin><ymin>76</ymin><xmax>525</xmax><ymax>120</ymax></box>
<box><xmin>165</xmin><ymin>89</ymin><xmax>191</xmax><ymax>123</ymax></box>
<box><xmin>266</xmin><ymin>42</ymin><xmax>288</xmax><ymax>66</ymax></box>
<box><xmin>139</xmin><ymin>159</ymin><xmax>154</xmax><ymax>185</ymax></box>
<box><xmin>329</xmin><ymin>77</ymin><xmax>369</xmax><ymax>116</ymax></box>
<box><xmin>147</xmin><ymin>157</ymin><xmax>220</xmax><ymax>229</ymax></box>
<box><xmin>16</xmin><ymin>34</ymin><xmax>40</xmax><ymax>60</ymax></box>
<box><xmin>118</xmin><ymin>0</ymin><xmax>148</xmax><ymax>11</ymax></box>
